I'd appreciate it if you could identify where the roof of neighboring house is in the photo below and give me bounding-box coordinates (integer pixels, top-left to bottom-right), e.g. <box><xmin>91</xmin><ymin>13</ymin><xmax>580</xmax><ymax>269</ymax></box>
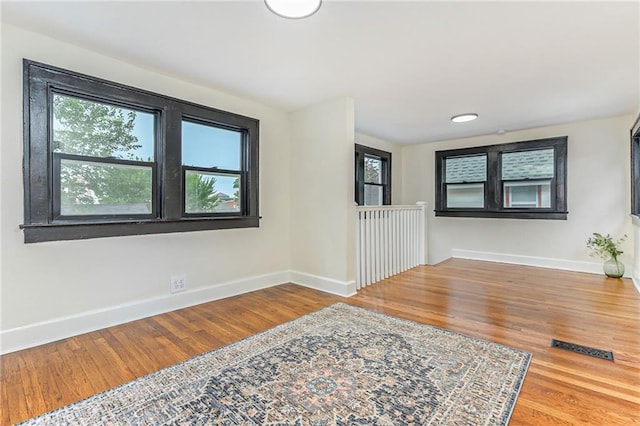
<box><xmin>446</xmin><ymin>149</ymin><xmax>554</xmax><ymax>183</ymax></box>
<box><xmin>445</xmin><ymin>155</ymin><xmax>486</xmax><ymax>183</ymax></box>
<box><xmin>502</xmin><ymin>149</ymin><xmax>554</xmax><ymax>180</ymax></box>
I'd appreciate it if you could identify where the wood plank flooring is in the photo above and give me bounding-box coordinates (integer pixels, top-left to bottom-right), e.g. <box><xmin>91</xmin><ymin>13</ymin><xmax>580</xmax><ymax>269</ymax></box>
<box><xmin>2</xmin><ymin>259</ymin><xmax>639</xmax><ymax>425</ymax></box>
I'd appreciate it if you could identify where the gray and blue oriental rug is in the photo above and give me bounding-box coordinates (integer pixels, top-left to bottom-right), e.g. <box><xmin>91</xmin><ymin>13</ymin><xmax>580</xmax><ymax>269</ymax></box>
<box><xmin>20</xmin><ymin>303</ymin><xmax>531</xmax><ymax>425</ymax></box>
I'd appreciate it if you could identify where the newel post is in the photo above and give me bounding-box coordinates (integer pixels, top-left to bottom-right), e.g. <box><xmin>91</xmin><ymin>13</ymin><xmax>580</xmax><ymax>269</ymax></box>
<box><xmin>416</xmin><ymin>201</ymin><xmax>428</xmax><ymax>265</ymax></box>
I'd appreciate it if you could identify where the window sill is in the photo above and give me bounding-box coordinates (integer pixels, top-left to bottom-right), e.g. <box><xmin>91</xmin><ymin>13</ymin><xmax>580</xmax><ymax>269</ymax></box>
<box><xmin>434</xmin><ymin>210</ymin><xmax>568</xmax><ymax>220</ymax></box>
<box><xmin>20</xmin><ymin>216</ymin><xmax>260</xmax><ymax>243</ymax></box>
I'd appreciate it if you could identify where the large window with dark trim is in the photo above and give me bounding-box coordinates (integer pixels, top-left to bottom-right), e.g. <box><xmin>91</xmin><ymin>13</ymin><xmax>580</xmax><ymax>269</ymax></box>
<box><xmin>355</xmin><ymin>144</ymin><xmax>391</xmax><ymax>206</ymax></box>
<box><xmin>435</xmin><ymin>136</ymin><xmax>567</xmax><ymax>219</ymax></box>
<box><xmin>22</xmin><ymin>60</ymin><xmax>259</xmax><ymax>243</ymax></box>
<box><xmin>631</xmin><ymin>113</ymin><xmax>640</xmax><ymax>216</ymax></box>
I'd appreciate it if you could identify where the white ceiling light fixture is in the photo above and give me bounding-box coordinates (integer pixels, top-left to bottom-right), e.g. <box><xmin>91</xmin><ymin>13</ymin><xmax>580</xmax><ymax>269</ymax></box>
<box><xmin>451</xmin><ymin>113</ymin><xmax>478</xmax><ymax>123</ymax></box>
<box><xmin>265</xmin><ymin>0</ymin><xmax>322</xmax><ymax>19</ymax></box>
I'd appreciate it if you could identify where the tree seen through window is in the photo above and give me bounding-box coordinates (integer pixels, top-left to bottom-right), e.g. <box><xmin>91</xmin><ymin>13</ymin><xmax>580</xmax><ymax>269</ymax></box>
<box><xmin>53</xmin><ymin>94</ymin><xmax>227</xmax><ymax>216</ymax></box>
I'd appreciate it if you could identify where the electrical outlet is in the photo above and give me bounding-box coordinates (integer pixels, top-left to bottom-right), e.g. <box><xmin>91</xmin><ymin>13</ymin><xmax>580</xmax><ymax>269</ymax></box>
<box><xmin>170</xmin><ymin>275</ymin><xmax>187</xmax><ymax>293</ymax></box>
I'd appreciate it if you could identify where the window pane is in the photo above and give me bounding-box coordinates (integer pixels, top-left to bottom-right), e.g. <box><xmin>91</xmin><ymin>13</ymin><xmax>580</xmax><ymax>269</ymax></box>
<box><xmin>501</xmin><ymin>149</ymin><xmax>554</xmax><ymax>180</ymax></box>
<box><xmin>364</xmin><ymin>184</ymin><xmax>383</xmax><ymax>206</ymax></box>
<box><xmin>185</xmin><ymin>170</ymin><xmax>241</xmax><ymax>214</ymax></box>
<box><xmin>504</xmin><ymin>180</ymin><xmax>551</xmax><ymax>208</ymax></box>
<box><xmin>60</xmin><ymin>159</ymin><xmax>152</xmax><ymax>215</ymax></box>
<box><xmin>364</xmin><ymin>155</ymin><xmax>382</xmax><ymax>184</ymax></box>
<box><xmin>445</xmin><ymin>155</ymin><xmax>487</xmax><ymax>183</ymax></box>
<box><xmin>182</xmin><ymin>121</ymin><xmax>241</xmax><ymax>170</ymax></box>
<box><xmin>53</xmin><ymin>94</ymin><xmax>155</xmax><ymax>161</ymax></box>
<box><xmin>447</xmin><ymin>183</ymin><xmax>484</xmax><ymax>208</ymax></box>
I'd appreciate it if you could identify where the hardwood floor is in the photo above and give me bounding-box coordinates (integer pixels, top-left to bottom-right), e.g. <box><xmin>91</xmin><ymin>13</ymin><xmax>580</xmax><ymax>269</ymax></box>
<box><xmin>2</xmin><ymin>259</ymin><xmax>639</xmax><ymax>425</ymax></box>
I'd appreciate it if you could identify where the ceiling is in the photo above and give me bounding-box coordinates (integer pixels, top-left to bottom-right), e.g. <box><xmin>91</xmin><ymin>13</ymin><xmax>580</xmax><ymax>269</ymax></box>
<box><xmin>2</xmin><ymin>1</ymin><xmax>639</xmax><ymax>145</ymax></box>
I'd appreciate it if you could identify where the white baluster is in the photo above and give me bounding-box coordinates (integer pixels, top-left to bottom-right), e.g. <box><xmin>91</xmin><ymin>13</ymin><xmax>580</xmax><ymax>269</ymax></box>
<box><xmin>365</xmin><ymin>210</ymin><xmax>370</xmax><ymax>288</ymax></box>
<box><xmin>356</xmin><ymin>210</ymin><xmax>361</xmax><ymax>289</ymax></box>
<box><xmin>354</xmin><ymin>204</ymin><xmax>428</xmax><ymax>289</ymax></box>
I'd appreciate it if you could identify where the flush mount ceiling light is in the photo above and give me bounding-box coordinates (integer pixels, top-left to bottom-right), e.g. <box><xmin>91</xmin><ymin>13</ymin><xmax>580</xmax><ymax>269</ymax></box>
<box><xmin>451</xmin><ymin>113</ymin><xmax>478</xmax><ymax>123</ymax></box>
<box><xmin>265</xmin><ymin>0</ymin><xmax>322</xmax><ymax>19</ymax></box>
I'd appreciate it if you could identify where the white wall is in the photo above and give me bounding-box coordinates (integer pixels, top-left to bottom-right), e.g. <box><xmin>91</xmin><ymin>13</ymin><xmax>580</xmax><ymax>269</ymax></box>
<box><xmin>355</xmin><ymin>132</ymin><xmax>404</xmax><ymax>205</ymax></box>
<box><xmin>290</xmin><ymin>98</ymin><xmax>356</xmax><ymax>295</ymax></box>
<box><xmin>0</xmin><ymin>25</ymin><xmax>295</xmax><ymax>352</ymax></box>
<box><xmin>402</xmin><ymin>115</ymin><xmax>634</xmax><ymax>275</ymax></box>
<box><xmin>632</xmin><ymin>215</ymin><xmax>640</xmax><ymax>291</ymax></box>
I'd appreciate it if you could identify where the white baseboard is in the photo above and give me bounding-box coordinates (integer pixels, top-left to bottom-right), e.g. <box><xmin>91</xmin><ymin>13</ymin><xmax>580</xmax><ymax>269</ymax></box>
<box><xmin>0</xmin><ymin>270</ymin><xmax>358</xmax><ymax>355</ymax></box>
<box><xmin>633</xmin><ymin>277</ymin><xmax>640</xmax><ymax>294</ymax></box>
<box><xmin>288</xmin><ymin>270</ymin><xmax>357</xmax><ymax>297</ymax></box>
<box><xmin>451</xmin><ymin>249</ymin><xmax>633</xmax><ymax>279</ymax></box>
<box><xmin>1</xmin><ymin>271</ymin><xmax>290</xmax><ymax>355</ymax></box>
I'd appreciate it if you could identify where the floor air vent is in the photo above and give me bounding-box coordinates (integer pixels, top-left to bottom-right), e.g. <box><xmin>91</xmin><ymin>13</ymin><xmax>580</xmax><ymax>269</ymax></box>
<box><xmin>550</xmin><ymin>339</ymin><xmax>614</xmax><ymax>361</ymax></box>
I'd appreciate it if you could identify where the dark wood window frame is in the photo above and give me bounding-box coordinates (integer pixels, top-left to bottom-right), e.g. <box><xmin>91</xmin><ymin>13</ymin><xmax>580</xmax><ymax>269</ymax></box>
<box><xmin>631</xmin><ymin>113</ymin><xmax>640</xmax><ymax>216</ymax></box>
<box><xmin>21</xmin><ymin>60</ymin><xmax>259</xmax><ymax>243</ymax></box>
<box><xmin>435</xmin><ymin>136</ymin><xmax>568</xmax><ymax>220</ymax></box>
<box><xmin>355</xmin><ymin>144</ymin><xmax>392</xmax><ymax>205</ymax></box>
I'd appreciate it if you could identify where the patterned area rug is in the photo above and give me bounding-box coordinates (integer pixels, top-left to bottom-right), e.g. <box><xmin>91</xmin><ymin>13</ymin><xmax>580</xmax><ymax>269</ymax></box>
<box><xmin>20</xmin><ymin>303</ymin><xmax>531</xmax><ymax>425</ymax></box>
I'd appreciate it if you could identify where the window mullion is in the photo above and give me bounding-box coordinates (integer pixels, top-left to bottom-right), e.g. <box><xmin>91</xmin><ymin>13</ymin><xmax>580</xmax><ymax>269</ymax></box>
<box><xmin>162</xmin><ymin>103</ymin><xmax>182</xmax><ymax>220</ymax></box>
<box><xmin>486</xmin><ymin>150</ymin><xmax>500</xmax><ymax>211</ymax></box>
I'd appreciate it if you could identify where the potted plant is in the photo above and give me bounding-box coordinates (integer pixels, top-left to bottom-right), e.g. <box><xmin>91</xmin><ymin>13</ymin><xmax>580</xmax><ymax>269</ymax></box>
<box><xmin>586</xmin><ymin>232</ymin><xmax>627</xmax><ymax>278</ymax></box>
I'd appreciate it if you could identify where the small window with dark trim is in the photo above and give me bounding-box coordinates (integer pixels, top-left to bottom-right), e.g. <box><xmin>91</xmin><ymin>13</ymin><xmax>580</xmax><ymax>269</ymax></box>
<box><xmin>435</xmin><ymin>136</ymin><xmax>567</xmax><ymax>220</ymax></box>
<box><xmin>631</xmin><ymin>113</ymin><xmax>640</xmax><ymax>216</ymax></box>
<box><xmin>355</xmin><ymin>144</ymin><xmax>391</xmax><ymax>206</ymax></box>
<box><xmin>22</xmin><ymin>60</ymin><xmax>259</xmax><ymax>243</ymax></box>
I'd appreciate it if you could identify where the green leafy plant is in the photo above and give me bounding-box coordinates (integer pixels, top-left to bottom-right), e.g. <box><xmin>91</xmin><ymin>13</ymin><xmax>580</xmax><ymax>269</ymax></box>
<box><xmin>586</xmin><ymin>233</ymin><xmax>627</xmax><ymax>261</ymax></box>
